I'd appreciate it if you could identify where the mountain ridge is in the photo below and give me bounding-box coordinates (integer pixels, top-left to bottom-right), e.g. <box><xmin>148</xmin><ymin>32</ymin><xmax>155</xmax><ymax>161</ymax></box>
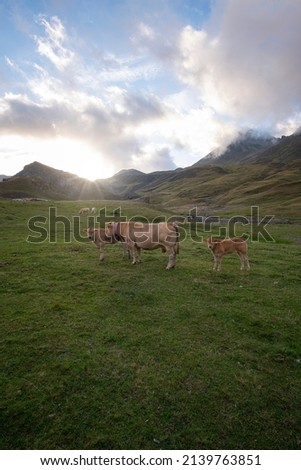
<box><xmin>194</xmin><ymin>130</ymin><xmax>279</xmax><ymax>166</ymax></box>
<box><xmin>1</xmin><ymin>161</ymin><xmax>116</xmax><ymax>201</ymax></box>
<box><xmin>1</xmin><ymin>131</ymin><xmax>301</xmax><ymax>215</ymax></box>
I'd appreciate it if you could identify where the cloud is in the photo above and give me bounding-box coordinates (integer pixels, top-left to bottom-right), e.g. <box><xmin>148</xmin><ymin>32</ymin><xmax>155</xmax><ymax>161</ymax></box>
<box><xmin>138</xmin><ymin>22</ymin><xmax>156</xmax><ymax>40</ymax></box>
<box><xmin>0</xmin><ymin>93</ymin><xmax>57</xmax><ymax>136</ymax></box>
<box><xmin>135</xmin><ymin>0</ymin><xmax>301</xmax><ymax>133</ymax></box>
<box><xmin>2</xmin><ymin>2</ymin><xmax>301</xmax><ymax>179</ymax></box>
<box><xmin>34</xmin><ymin>15</ymin><xmax>75</xmax><ymax>71</ymax></box>
<box><xmin>174</xmin><ymin>0</ymin><xmax>301</xmax><ymax>128</ymax></box>
<box><xmin>131</xmin><ymin>145</ymin><xmax>176</xmax><ymax>173</ymax></box>
<box><xmin>109</xmin><ymin>87</ymin><xmax>165</xmax><ymax>122</ymax></box>
<box><xmin>0</xmin><ymin>12</ymin><xmax>174</xmax><ymax>174</ymax></box>
<box><xmin>0</xmin><ymin>86</ymin><xmax>166</xmax><ymax>147</ymax></box>
<box><xmin>98</xmin><ymin>59</ymin><xmax>159</xmax><ymax>83</ymax></box>
<box><xmin>0</xmin><ymin>81</ymin><xmax>169</xmax><ymax>175</ymax></box>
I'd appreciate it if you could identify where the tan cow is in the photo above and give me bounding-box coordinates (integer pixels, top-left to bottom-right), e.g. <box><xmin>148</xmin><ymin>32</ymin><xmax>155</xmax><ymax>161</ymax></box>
<box><xmin>85</xmin><ymin>227</ymin><xmax>129</xmax><ymax>262</ymax></box>
<box><xmin>105</xmin><ymin>221</ymin><xmax>179</xmax><ymax>269</ymax></box>
<box><xmin>206</xmin><ymin>236</ymin><xmax>250</xmax><ymax>271</ymax></box>
<box><xmin>79</xmin><ymin>207</ymin><xmax>90</xmax><ymax>215</ymax></box>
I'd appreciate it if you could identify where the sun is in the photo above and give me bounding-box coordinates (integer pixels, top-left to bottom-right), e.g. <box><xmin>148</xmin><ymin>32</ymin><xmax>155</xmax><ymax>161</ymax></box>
<box><xmin>0</xmin><ymin>135</ymin><xmax>115</xmax><ymax>180</ymax></box>
<box><xmin>42</xmin><ymin>138</ymin><xmax>115</xmax><ymax>180</ymax></box>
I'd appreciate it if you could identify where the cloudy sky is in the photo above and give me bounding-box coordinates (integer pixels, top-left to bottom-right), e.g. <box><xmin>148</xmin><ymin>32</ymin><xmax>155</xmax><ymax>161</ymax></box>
<box><xmin>1</xmin><ymin>0</ymin><xmax>301</xmax><ymax>180</ymax></box>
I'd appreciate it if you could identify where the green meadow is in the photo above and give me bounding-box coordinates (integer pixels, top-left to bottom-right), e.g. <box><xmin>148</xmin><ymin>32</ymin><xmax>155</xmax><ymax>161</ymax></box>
<box><xmin>0</xmin><ymin>200</ymin><xmax>300</xmax><ymax>449</ymax></box>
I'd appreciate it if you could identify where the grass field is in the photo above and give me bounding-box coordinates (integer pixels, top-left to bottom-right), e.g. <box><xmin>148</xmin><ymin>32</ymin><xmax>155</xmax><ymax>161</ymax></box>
<box><xmin>0</xmin><ymin>200</ymin><xmax>300</xmax><ymax>449</ymax></box>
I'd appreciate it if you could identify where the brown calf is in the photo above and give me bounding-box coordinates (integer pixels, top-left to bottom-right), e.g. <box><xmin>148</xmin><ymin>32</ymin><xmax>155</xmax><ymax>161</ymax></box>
<box><xmin>206</xmin><ymin>236</ymin><xmax>250</xmax><ymax>271</ymax></box>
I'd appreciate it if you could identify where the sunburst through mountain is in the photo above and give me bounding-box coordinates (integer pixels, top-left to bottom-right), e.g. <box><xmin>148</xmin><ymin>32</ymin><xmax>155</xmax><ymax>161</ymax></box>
<box><xmin>0</xmin><ymin>131</ymin><xmax>300</xmax><ymax>216</ymax></box>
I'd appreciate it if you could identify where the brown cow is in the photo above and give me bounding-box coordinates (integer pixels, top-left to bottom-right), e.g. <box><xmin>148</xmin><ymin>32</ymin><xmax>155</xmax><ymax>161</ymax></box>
<box><xmin>105</xmin><ymin>221</ymin><xmax>179</xmax><ymax>269</ymax></box>
<box><xmin>85</xmin><ymin>227</ymin><xmax>128</xmax><ymax>262</ymax></box>
<box><xmin>206</xmin><ymin>236</ymin><xmax>250</xmax><ymax>271</ymax></box>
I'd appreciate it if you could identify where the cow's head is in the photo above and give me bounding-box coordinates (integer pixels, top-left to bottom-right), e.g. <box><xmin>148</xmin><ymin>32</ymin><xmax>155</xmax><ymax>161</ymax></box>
<box><xmin>84</xmin><ymin>227</ymin><xmax>95</xmax><ymax>240</ymax></box>
<box><xmin>206</xmin><ymin>236</ymin><xmax>214</xmax><ymax>250</ymax></box>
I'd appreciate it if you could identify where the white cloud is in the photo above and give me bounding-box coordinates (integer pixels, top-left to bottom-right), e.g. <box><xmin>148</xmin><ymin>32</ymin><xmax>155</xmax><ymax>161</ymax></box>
<box><xmin>173</xmin><ymin>0</ymin><xmax>301</xmax><ymax>129</ymax></box>
<box><xmin>136</xmin><ymin>95</ymin><xmax>239</xmax><ymax>167</ymax></box>
<box><xmin>34</xmin><ymin>15</ymin><xmax>75</xmax><ymax>71</ymax></box>
<box><xmin>5</xmin><ymin>57</ymin><xmax>15</xmax><ymax>68</ymax></box>
<box><xmin>275</xmin><ymin>113</ymin><xmax>301</xmax><ymax>136</ymax></box>
<box><xmin>0</xmin><ymin>68</ymin><xmax>172</xmax><ymax>176</ymax></box>
<box><xmin>98</xmin><ymin>60</ymin><xmax>159</xmax><ymax>83</ymax></box>
<box><xmin>133</xmin><ymin>0</ymin><xmax>301</xmax><ymax>135</ymax></box>
<box><xmin>131</xmin><ymin>144</ymin><xmax>176</xmax><ymax>173</ymax></box>
<box><xmin>138</xmin><ymin>22</ymin><xmax>156</xmax><ymax>40</ymax></box>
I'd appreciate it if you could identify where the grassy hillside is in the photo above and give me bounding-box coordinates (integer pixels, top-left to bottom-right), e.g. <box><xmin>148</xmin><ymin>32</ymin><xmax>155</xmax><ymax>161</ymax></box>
<box><xmin>1</xmin><ymin>199</ymin><xmax>300</xmax><ymax>449</ymax></box>
<box><xmin>250</xmin><ymin>133</ymin><xmax>301</xmax><ymax>164</ymax></box>
<box><xmin>116</xmin><ymin>132</ymin><xmax>301</xmax><ymax>215</ymax></box>
<box><xmin>139</xmin><ymin>162</ymin><xmax>301</xmax><ymax>217</ymax></box>
<box><xmin>0</xmin><ymin>162</ymin><xmax>115</xmax><ymax>201</ymax></box>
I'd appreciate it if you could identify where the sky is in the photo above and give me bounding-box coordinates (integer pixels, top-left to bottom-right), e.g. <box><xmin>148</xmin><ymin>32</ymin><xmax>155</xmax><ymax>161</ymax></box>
<box><xmin>0</xmin><ymin>0</ymin><xmax>301</xmax><ymax>180</ymax></box>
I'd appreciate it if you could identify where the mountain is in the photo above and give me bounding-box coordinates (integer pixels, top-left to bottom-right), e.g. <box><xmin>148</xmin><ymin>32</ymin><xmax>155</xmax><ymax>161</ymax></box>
<box><xmin>0</xmin><ymin>175</ymin><xmax>10</xmax><ymax>182</ymax></box>
<box><xmin>1</xmin><ymin>131</ymin><xmax>300</xmax><ymax>215</ymax></box>
<box><xmin>0</xmin><ymin>161</ymin><xmax>116</xmax><ymax>200</ymax></box>
<box><xmin>193</xmin><ymin>130</ymin><xmax>279</xmax><ymax>165</ymax></box>
<box><xmin>245</xmin><ymin>131</ymin><xmax>301</xmax><ymax>165</ymax></box>
<box><xmin>132</xmin><ymin>131</ymin><xmax>301</xmax><ymax>213</ymax></box>
<box><xmin>99</xmin><ymin>168</ymin><xmax>177</xmax><ymax>199</ymax></box>
<box><xmin>116</xmin><ymin>131</ymin><xmax>300</xmax><ymax>214</ymax></box>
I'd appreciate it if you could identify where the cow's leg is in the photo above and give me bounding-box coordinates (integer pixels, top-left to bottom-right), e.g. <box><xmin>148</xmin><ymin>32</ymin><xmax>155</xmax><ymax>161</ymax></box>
<box><xmin>237</xmin><ymin>252</ymin><xmax>244</xmax><ymax>270</ymax></box>
<box><xmin>135</xmin><ymin>245</ymin><xmax>142</xmax><ymax>263</ymax></box>
<box><xmin>215</xmin><ymin>255</ymin><xmax>221</xmax><ymax>271</ymax></box>
<box><xmin>241</xmin><ymin>253</ymin><xmax>250</xmax><ymax>270</ymax></box>
<box><xmin>121</xmin><ymin>242</ymin><xmax>131</xmax><ymax>259</ymax></box>
<box><xmin>213</xmin><ymin>255</ymin><xmax>218</xmax><ymax>270</ymax></box>
<box><xmin>166</xmin><ymin>246</ymin><xmax>176</xmax><ymax>269</ymax></box>
<box><xmin>238</xmin><ymin>252</ymin><xmax>249</xmax><ymax>270</ymax></box>
<box><xmin>124</xmin><ymin>241</ymin><xmax>136</xmax><ymax>264</ymax></box>
<box><xmin>99</xmin><ymin>244</ymin><xmax>105</xmax><ymax>262</ymax></box>
<box><xmin>130</xmin><ymin>244</ymin><xmax>141</xmax><ymax>264</ymax></box>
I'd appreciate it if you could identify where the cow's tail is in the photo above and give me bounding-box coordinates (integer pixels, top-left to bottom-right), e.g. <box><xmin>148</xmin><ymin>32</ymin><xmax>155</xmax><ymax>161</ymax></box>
<box><xmin>172</xmin><ymin>222</ymin><xmax>180</xmax><ymax>254</ymax></box>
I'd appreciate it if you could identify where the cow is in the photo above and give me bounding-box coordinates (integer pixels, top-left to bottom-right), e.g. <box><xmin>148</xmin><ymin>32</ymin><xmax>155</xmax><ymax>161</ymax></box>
<box><xmin>91</xmin><ymin>207</ymin><xmax>96</xmax><ymax>214</ymax></box>
<box><xmin>105</xmin><ymin>221</ymin><xmax>179</xmax><ymax>269</ymax></box>
<box><xmin>85</xmin><ymin>227</ymin><xmax>129</xmax><ymax>262</ymax></box>
<box><xmin>79</xmin><ymin>207</ymin><xmax>90</xmax><ymax>215</ymax></box>
<box><xmin>206</xmin><ymin>236</ymin><xmax>250</xmax><ymax>271</ymax></box>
